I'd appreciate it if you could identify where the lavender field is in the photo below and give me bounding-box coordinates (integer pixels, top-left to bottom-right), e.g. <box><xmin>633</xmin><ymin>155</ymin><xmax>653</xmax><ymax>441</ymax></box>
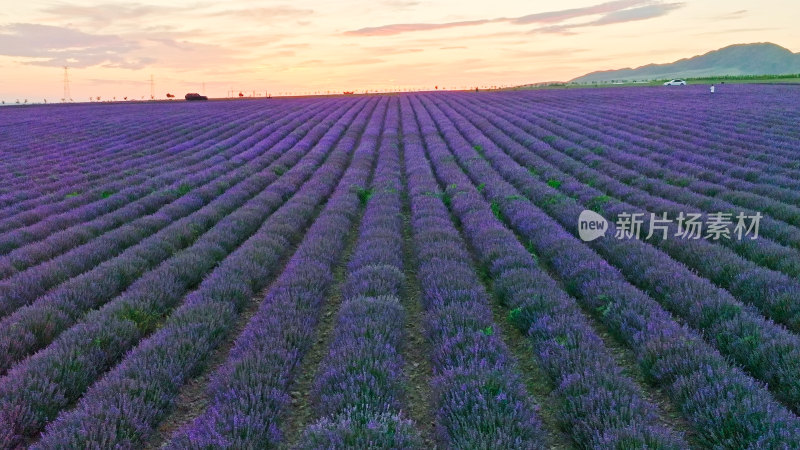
<box><xmin>1</xmin><ymin>84</ymin><xmax>800</xmax><ymax>449</ymax></box>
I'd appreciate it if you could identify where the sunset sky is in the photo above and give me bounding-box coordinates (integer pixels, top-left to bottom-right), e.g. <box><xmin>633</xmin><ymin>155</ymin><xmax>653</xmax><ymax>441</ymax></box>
<box><xmin>1</xmin><ymin>0</ymin><xmax>797</xmax><ymax>101</ymax></box>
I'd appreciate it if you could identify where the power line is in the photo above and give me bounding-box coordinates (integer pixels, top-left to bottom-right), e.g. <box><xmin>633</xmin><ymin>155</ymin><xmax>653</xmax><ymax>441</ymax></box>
<box><xmin>63</xmin><ymin>66</ymin><xmax>71</xmax><ymax>102</ymax></box>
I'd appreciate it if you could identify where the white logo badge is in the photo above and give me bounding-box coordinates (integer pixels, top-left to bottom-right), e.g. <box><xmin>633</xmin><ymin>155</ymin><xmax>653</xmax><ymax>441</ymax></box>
<box><xmin>578</xmin><ymin>210</ymin><xmax>608</xmax><ymax>242</ymax></box>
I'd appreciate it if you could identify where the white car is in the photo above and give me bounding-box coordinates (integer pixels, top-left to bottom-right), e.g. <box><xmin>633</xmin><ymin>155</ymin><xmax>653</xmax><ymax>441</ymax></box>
<box><xmin>663</xmin><ymin>79</ymin><xmax>687</xmax><ymax>86</ymax></box>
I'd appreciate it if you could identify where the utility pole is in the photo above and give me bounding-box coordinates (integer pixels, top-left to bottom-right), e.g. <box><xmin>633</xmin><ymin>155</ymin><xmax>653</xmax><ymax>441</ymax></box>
<box><xmin>202</xmin><ymin>81</ymin><xmax>205</xmax><ymax>95</ymax></box>
<box><xmin>63</xmin><ymin>66</ymin><xmax>71</xmax><ymax>102</ymax></box>
<box><xmin>150</xmin><ymin>74</ymin><xmax>155</xmax><ymax>100</ymax></box>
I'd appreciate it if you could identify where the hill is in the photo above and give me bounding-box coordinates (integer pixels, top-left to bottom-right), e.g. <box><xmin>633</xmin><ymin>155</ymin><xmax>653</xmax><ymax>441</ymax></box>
<box><xmin>571</xmin><ymin>42</ymin><xmax>800</xmax><ymax>83</ymax></box>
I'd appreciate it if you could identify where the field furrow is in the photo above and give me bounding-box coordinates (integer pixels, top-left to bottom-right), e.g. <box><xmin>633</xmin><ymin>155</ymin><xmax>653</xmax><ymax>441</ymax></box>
<box><xmin>0</xmin><ymin>100</ymin><xmax>354</xmax><ymax>374</ymax></box>
<box><xmin>1</xmin><ymin>85</ymin><xmax>798</xmax><ymax>448</ymax></box>
<box><xmin>407</xmin><ymin>91</ymin><xmax>800</xmax><ymax>447</ymax></box>
<box><xmin>413</xmin><ymin>95</ymin><xmax>688</xmax><ymax>448</ymax></box>
<box><xmin>0</xmin><ymin>98</ymin><xmax>371</xmax><ymax>446</ymax></box>
<box><xmin>162</xmin><ymin>97</ymin><xmax>384</xmax><ymax>448</ymax></box>
<box><xmin>401</xmin><ymin>96</ymin><xmax>547</xmax><ymax>448</ymax></box>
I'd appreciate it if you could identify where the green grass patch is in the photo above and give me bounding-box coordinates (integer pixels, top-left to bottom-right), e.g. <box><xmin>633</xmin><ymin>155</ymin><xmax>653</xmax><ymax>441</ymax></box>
<box><xmin>490</xmin><ymin>201</ymin><xmax>503</xmax><ymax>222</ymax></box>
<box><xmin>116</xmin><ymin>304</ymin><xmax>162</xmax><ymax>334</ymax></box>
<box><xmin>355</xmin><ymin>186</ymin><xmax>373</xmax><ymax>205</ymax></box>
<box><xmin>667</xmin><ymin>176</ymin><xmax>692</xmax><ymax>187</ymax></box>
<box><xmin>175</xmin><ymin>183</ymin><xmax>192</xmax><ymax>196</ymax></box>
<box><xmin>587</xmin><ymin>195</ymin><xmax>611</xmax><ymax>212</ymax></box>
<box><xmin>542</xmin><ymin>193</ymin><xmax>568</xmax><ymax>207</ymax></box>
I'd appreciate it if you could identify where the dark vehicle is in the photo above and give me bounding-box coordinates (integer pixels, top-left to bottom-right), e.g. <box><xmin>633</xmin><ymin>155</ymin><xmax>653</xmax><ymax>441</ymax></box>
<box><xmin>185</xmin><ymin>93</ymin><xmax>208</xmax><ymax>101</ymax></box>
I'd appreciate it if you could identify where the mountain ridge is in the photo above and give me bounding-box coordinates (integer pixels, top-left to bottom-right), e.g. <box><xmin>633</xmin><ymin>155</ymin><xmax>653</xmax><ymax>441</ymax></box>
<box><xmin>571</xmin><ymin>43</ymin><xmax>800</xmax><ymax>83</ymax></box>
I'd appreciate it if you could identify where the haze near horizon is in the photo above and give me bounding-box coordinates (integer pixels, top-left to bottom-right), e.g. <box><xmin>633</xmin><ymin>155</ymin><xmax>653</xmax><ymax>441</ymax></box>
<box><xmin>1</xmin><ymin>0</ymin><xmax>797</xmax><ymax>101</ymax></box>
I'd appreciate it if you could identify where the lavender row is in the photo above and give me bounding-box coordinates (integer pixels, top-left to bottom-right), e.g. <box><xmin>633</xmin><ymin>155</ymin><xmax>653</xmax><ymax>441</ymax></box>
<box><xmin>527</xmin><ymin>86</ymin><xmax>800</xmax><ymax>173</ymax></box>
<box><xmin>0</xmin><ymin>100</ymin><xmax>350</xmax><ymax>375</ymax></box>
<box><xmin>419</xmin><ymin>93</ymin><xmax>800</xmax><ymax>447</ymax></box>
<box><xmin>0</xmin><ymin>111</ymin><xmax>124</xmax><ymax>170</ymax></box>
<box><xmin>0</xmin><ymin>99</ymin><xmax>364</xmax><ymax>446</ymax></box>
<box><xmin>438</xmin><ymin>94</ymin><xmax>800</xmax><ymax>411</ymax></box>
<box><xmin>300</xmin><ymin>100</ymin><xmax>422</xmax><ymax>448</ymax></box>
<box><xmin>510</xmin><ymin>88</ymin><xmax>800</xmax><ymax>166</ymax></box>
<box><xmin>554</xmin><ymin>89</ymin><xmax>800</xmax><ymax>184</ymax></box>
<box><xmin>23</xmin><ymin>97</ymin><xmax>374</xmax><ymax>449</ymax></box>
<box><xmin>0</xmin><ymin>104</ymin><xmax>328</xmax><ymax>318</ymax></box>
<box><xmin>495</xmin><ymin>89</ymin><xmax>800</xmax><ymax>202</ymax></box>
<box><xmin>401</xmin><ymin>96</ymin><xmax>546</xmax><ymax>448</ymax></box>
<box><xmin>412</xmin><ymin>95</ymin><xmax>686</xmax><ymax>448</ymax></box>
<box><xmin>299</xmin><ymin>298</ymin><xmax>418</xmax><ymax>449</ymax></box>
<box><xmin>0</xmin><ymin>99</ymin><xmax>304</xmax><ymax>231</ymax></box>
<box><xmin>487</xmin><ymin>94</ymin><xmax>800</xmax><ymax>257</ymax></box>
<box><xmin>448</xmin><ymin>94</ymin><xmax>800</xmax><ymax>332</ymax></box>
<box><xmin>526</xmin><ymin>123</ymin><xmax>800</xmax><ymax>268</ymax></box>
<box><xmin>166</xmin><ymin>97</ymin><xmax>385</xmax><ymax>448</ymax></box>
<box><xmin>468</xmin><ymin>92</ymin><xmax>800</xmax><ymax>254</ymax></box>
<box><xmin>0</xmin><ymin>100</ymin><xmax>327</xmax><ymax>281</ymax></box>
<box><xmin>0</xmin><ymin>102</ymin><xmax>303</xmax><ymax>242</ymax></box>
<box><xmin>524</xmin><ymin>90</ymin><xmax>800</xmax><ymax>193</ymax></box>
<box><xmin>0</xmin><ymin>118</ymin><xmax>255</xmax><ymax>250</ymax></box>
<box><xmin>0</xmin><ymin>113</ymin><xmax>191</xmax><ymax>199</ymax></box>
<box><xmin>0</xmin><ymin>107</ymin><xmax>255</xmax><ymax>224</ymax></box>
<box><xmin>0</xmin><ymin>101</ymin><xmax>212</xmax><ymax>174</ymax></box>
<box><xmin>0</xmin><ymin>100</ymin><xmax>285</xmax><ymax>190</ymax></box>
<box><xmin>531</xmin><ymin>95</ymin><xmax>800</xmax><ymax>209</ymax></box>
<box><xmin>534</xmin><ymin>137</ymin><xmax>800</xmax><ymax>312</ymax></box>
